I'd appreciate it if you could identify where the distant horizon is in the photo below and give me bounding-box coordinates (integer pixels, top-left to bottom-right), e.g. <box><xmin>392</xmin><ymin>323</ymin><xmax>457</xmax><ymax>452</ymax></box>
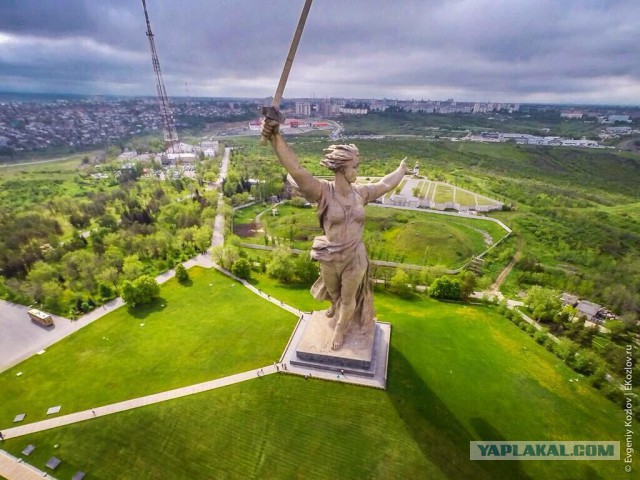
<box><xmin>2</xmin><ymin>1</ymin><xmax>640</xmax><ymax>106</ymax></box>
<box><xmin>1</xmin><ymin>90</ymin><xmax>639</xmax><ymax>110</ymax></box>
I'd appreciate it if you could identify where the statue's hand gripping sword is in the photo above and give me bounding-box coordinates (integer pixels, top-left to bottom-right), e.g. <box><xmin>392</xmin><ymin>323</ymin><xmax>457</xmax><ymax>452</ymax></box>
<box><xmin>261</xmin><ymin>0</ymin><xmax>313</xmax><ymax>145</ymax></box>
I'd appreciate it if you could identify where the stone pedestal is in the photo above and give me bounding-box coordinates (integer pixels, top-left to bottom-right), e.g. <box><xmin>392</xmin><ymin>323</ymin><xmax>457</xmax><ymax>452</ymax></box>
<box><xmin>290</xmin><ymin>311</ymin><xmax>387</xmax><ymax>378</ymax></box>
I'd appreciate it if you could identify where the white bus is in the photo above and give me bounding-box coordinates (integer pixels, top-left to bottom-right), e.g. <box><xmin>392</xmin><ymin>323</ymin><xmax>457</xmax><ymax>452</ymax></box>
<box><xmin>27</xmin><ymin>308</ymin><xmax>54</xmax><ymax>326</ymax></box>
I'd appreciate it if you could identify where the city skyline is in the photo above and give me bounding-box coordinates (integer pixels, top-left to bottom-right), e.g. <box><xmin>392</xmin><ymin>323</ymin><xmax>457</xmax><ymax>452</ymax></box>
<box><xmin>1</xmin><ymin>0</ymin><xmax>639</xmax><ymax>105</ymax></box>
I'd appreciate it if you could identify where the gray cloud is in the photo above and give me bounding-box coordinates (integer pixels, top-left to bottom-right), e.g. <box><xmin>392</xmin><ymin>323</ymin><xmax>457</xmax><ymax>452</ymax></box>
<box><xmin>0</xmin><ymin>0</ymin><xmax>638</xmax><ymax>104</ymax></box>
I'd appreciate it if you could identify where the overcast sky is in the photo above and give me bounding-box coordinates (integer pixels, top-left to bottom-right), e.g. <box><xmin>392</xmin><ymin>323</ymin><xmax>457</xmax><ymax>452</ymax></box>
<box><xmin>0</xmin><ymin>0</ymin><xmax>639</xmax><ymax>105</ymax></box>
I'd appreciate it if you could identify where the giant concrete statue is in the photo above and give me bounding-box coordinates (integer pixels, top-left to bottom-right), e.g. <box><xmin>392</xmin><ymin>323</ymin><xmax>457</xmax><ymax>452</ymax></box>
<box><xmin>262</xmin><ymin>114</ymin><xmax>409</xmax><ymax>350</ymax></box>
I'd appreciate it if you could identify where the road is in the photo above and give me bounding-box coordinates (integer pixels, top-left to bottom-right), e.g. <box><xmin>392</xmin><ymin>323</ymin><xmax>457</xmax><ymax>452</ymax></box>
<box><xmin>211</xmin><ymin>147</ymin><xmax>231</xmax><ymax>248</ymax></box>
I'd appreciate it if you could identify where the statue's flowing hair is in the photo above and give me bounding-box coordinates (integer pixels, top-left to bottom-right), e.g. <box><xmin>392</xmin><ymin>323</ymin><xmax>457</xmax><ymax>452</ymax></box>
<box><xmin>320</xmin><ymin>144</ymin><xmax>359</xmax><ymax>171</ymax></box>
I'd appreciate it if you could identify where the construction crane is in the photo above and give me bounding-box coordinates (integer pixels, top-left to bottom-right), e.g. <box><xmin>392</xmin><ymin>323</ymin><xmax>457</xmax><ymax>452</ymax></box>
<box><xmin>141</xmin><ymin>0</ymin><xmax>179</xmax><ymax>153</ymax></box>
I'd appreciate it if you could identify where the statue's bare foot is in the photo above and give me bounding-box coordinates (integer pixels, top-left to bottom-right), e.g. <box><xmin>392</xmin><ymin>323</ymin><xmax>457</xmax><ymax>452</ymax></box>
<box><xmin>325</xmin><ymin>304</ymin><xmax>336</xmax><ymax>318</ymax></box>
<box><xmin>331</xmin><ymin>331</ymin><xmax>344</xmax><ymax>350</ymax></box>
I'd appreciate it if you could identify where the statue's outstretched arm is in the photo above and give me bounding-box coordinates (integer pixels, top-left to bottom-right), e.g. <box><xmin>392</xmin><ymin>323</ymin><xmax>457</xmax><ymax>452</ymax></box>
<box><xmin>263</xmin><ymin>120</ymin><xmax>322</xmax><ymax>202</ymax></box>
<box><xmin>367</xmin><ymin>158</ymin><xmax>409</xmax><ymax>200</ymax></box>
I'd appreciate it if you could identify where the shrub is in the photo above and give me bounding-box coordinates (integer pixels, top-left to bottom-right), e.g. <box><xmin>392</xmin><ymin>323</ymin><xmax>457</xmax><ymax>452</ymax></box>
<box><xmin>552</xmin><ymin>339</ymin><xmax>579</xmax><ymax>362</ymax></box>
<box><xmin>571</xmin><ymin>349</ymin><xmax>605</xmax><ymax>376</ymax></box>
<box><xmin>231</xmin><ymin>258</ymin><xmax>252</xmax><ymax>280</ymax></box>
<box><xmin>389</xmin><ymin>269</ymin><xmax>412</xmax><ymax>297</ymax></box>
<box><xmin>600</xmin><ymin>383</ymin><xmax>625</xmax><ymax>406</ymax></box>
<box><xmin>122</xmin><ymin>275</ymin><xmax>160</xmax><ymax>307</ymax></box>
<box><xmin>294</xmin><ymin>253</ymin><xmax>319</xmax><ymax>285</ymax></box>
<box><xmin>175</xmin><ymin>263</ymin><xmax>190</xmax><ymax>283</ymax></box>
<box><xmin>266</xmin><ymin>246</ymin><xmax>296</xmax><ymax>283</ymax></box>
<box><xmin>534</xmin><ymin>328</ymin><xmax>549</xmax><ymax>345</ymax></box>
<box><xmin>99</xmin><ymin>283</ymin><xmax>115</xmax><ymax>300</ymax></box>
<box><xmin>429</xmin><ymin>276</ymin><xmax>462</xmax><ymax>300</ymax></box>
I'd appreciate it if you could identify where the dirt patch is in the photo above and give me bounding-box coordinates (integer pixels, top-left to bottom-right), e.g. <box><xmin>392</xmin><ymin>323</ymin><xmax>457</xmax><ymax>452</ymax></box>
<box><xmin>234</xmin><ymin>222</ymin><xmax>261</xmax><ymax>238</ymax></box>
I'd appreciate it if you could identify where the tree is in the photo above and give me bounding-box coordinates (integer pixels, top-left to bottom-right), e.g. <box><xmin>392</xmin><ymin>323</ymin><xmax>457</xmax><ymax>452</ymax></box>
<box><xmin>175</xmin><ymin>263</ymin><xmax>190</xmax><ymax>283</ymax></box>
<box><xmin>294</xmin><ymin>253</ymin><xmax>319</xmax><ymax>284</ymax></box>
<box><xmin>524</xmin><ymin>286</ymin><xmax>562</xmax><ymax>322</ymax></box>
<box><xmin>231</xmin><ymin>258</ymin><xmax>252</xmax><ymax>280</ymax></box>
<box><xmin>389</xmin><ymin>269</ymin><xmax>412</xmax><ymax>297</ymax></box>
<box><xmin>420</xmin><ymin>265</ymin><xmax>447</xmax><ymax>286</ymax></box>
<box><xmin>26</xmin><ymin>261</ymin><xmax>58</xmax><ymax>302</ymax></box>
<box><xmin>193</xmin><ymin>226</ymin><xmax>212</xmax><ymax>253</ymax></box>
<box><xmin>429</xmin><ymin>276</ymin><xmax>462</xmax><ymax>300</ymax></box>
<box><xmin>571</xmin><ymin>349</ymin><xmax>604</xmax><ymax>376</ymax></box>
<box><xmin>97</xmin><ymin>266</ymin><xmax>119</xmax><ymax>292</ymax></box>
<box><xmin>267</xmin><ymin>246</ymin><xmax>296</xmax><ymax>283</ymax></box>
<box><xmin>122</xmin><ymin>254</ymin><xmax>145</xmax><ymax>281</ymax></box>
<box><xmin>103</xmin><ymin>246</ymin><xmax>125</xmax><ymax>271</ymax></box>
<box><xmin>42</xmin><ymin>280</ymin><xmax>64</xmax><ymax>313</ymax></box>
<box><xmin>555</xmin><ymin>304</ymin><xmax>578</xmax><ymax>324</ymax></box>
<box><xmin>606</xmin><ymin>320</ymin><xmax>627</xmax><ymax>342</ymax></box>
<box><xmin>458</xmin><ymin>271</ymin><xmax>477</xmax><ymax>300</ymax></box>
<box><xmin>552</xmin><ymin>339</ymin><xmax>579</xmax><ymax>362</ymax></box>
<box><xmin>99</xmin><ymin>283</ymin><xmax>115</xmax><ymax>300</ymax></box>
<box><xmin>121</xmin><ymin>275</ymin><xmax>160</xmax><ymax>307</ymax></box>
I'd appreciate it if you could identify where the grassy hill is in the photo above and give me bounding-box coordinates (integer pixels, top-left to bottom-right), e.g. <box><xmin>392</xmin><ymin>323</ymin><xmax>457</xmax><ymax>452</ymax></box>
<box><xmin>1</xmin><ymin>284</ymin><xmax>628</xmax><ymax>479</ymax></box>
<box><xmin>234</xmin><ymin>203</ymin><xmax>508</xmax><ymax>268</ymax></box>
<box><xmin>265</xmin><ymin>135</ymin><xmax>639</xmax><ymax>316</ymax></box>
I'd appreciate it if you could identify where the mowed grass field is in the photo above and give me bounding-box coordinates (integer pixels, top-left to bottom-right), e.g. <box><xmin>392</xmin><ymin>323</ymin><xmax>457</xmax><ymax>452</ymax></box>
<box><xmin>1</xmin><ymin>288</ymin><xmax>628</xmax><ymax>479</ymax></box>
<box><xmin>0</xmin><ymin>267</ymin><xmax>296</xmax><ymax>428</ymax></box>
<box><xmin>235</xmin><ymin>203</ymin><xmax>508</xmax><ymax>267</ymax></box>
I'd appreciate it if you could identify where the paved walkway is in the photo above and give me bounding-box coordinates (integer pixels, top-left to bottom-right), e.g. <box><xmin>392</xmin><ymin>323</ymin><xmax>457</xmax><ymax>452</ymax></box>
<box><xmin>0</xmin><ymin>451</ymin><xmax>48</xmax><ymax>480</ymax></box>
<box><xmin>211</xmin><ymin>147</ymin><xmax>231</xmax><ymax>248</ymax></box>
<box><xmin>1</xmin><ymin>365</ymin><xmax>278</xmax><ymax>440</ymax></box>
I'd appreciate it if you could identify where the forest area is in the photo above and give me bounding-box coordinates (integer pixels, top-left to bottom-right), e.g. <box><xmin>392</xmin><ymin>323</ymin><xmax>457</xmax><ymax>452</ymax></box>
<box><xmin>0</xmin><ymin>153</ymin><xmax>219</xmax><ymax>316</ymax></box>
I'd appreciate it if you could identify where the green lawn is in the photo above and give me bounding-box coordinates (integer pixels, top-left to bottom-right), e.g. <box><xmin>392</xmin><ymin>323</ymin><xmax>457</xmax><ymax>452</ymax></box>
<box><xmin>477</xmin><ymin>194</ymin><xmax>501</xmax><ymax>206</ymax></box>
<box><xmin>249</xmin><ymin>271</ymin><xmax>330</xmax><ymax>313</ymax></box>
<box><xmin>0</xmin><ymin>154</ymin><xmax>110</xmax><ymax>212</ymax></box>
<box><xmin>2</xmin><ymin>290</ymin><xmax>629</xmax><ymax>479</ymax></box>
<box><xmin>454</xmin><ymin>188</ymin><xmax>477</xmax><ymax>206</ymax></box>
<box><xmin>0</xmin><ymin>267</ymin><xmax>296</xmax><ymax>428</ymax></box>
<box><xmin>433</xmin><ymin>183</ymin><xmax>455</xmax><ymax>203</ymax></box>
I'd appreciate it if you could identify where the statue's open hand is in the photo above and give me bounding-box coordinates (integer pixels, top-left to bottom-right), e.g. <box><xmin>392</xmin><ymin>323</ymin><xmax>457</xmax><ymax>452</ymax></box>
<box><xmin>400</xmin><ymin>157</ymin><xmax>410</xmax><ymax>174</ymax></box>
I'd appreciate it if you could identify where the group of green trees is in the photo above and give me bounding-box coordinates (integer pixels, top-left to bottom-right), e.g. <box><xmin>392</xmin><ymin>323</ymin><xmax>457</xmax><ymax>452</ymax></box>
<box><xmin>387</xmin><ymin>268</ymin><xmax>478</xmax><ymax>300</ymax></box>
<box><xmin>498</xmin><ymin>294</ymin><xmax>639</xmax><ymax>419</ymax></box>
<box><xmin>0</xmin><ymin>155</ymin><xmax>220</xmax><ymax>316</ymax></box>
<box><xmin>514</xmin><ymin>284</ymin><xmax>640</xmax><ymax>413</ymax></box>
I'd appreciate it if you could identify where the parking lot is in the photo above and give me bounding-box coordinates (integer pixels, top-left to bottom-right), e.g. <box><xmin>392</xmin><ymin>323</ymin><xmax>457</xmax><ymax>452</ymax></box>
<box><xmin>0</xmin><ymin>300</ymin><xmax>76</xmax><ymax>372</ymax></box>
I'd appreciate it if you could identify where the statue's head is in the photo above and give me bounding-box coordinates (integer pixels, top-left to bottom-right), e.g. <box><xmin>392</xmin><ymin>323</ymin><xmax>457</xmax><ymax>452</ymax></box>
<box><xmin>321</xmin><ymin>144</ymin><xmax>359</xmax><ymax>182</ymax></box>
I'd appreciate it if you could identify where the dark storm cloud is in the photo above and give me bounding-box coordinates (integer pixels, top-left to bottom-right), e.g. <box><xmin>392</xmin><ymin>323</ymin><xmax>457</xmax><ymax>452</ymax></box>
<box><xmin>0</xmin><ymin>0</ymin><xmax>639</xmax><ymax>103</ymax></box>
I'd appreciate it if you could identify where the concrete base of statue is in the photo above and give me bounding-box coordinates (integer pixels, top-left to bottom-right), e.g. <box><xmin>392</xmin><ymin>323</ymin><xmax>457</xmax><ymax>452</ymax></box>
<box><xmin>288</xmin><ymin>310</ymin><xmax>389</xmax><ymax>379</ymax></box>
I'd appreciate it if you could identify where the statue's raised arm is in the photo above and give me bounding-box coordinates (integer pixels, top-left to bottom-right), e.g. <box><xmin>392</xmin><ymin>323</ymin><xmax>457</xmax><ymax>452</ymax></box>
<box><xmin>262</xmin><ymin>116</ymin><xmax>322</xmax><ymax>202</ymax></box>
<box><xmin>359</xmin><ymin>157</ymin><xmax>409</xmax><ymax>203</ymax></box>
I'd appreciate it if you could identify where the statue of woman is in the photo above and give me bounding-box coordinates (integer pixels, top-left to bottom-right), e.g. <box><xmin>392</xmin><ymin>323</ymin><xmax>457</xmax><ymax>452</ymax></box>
<box><xmin>262</xmin><ymin>115</ymin><xmax>409</xmax><ymax>350</ymax></box>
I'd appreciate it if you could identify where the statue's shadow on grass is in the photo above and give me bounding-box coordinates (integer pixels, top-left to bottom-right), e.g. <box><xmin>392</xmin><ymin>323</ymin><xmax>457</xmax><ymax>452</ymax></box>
<box><xmin>387</xmin><ymin>347</ymin><xmax>532</xmax><ymax>480</ymax></box>
<box><xmin>127</xmin><ymin>297</ymin><xmax>168</xmax><ymax>319</ymax></box>
<box><xmin>469</xmin><ymin>418</ymin><xmax>604</xmax><ymax>480</ymax></box>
